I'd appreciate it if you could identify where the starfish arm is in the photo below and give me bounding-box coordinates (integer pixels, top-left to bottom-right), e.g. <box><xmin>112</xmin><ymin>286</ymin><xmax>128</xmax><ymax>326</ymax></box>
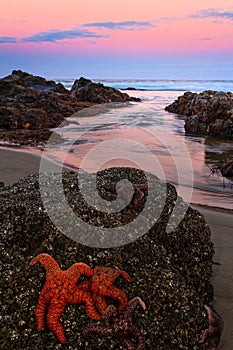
<box><xmin>34</xmin><ymin>287</ymin><xmax>51</xmax><ymax>331</ymax></box>
<box><xmin>129</xmin><ymin>324</ymin><xmax>146</xmax><ymax>350</ymax></box>
<box><xmin>120</xmin><ymin>337</ymin><xmax>137</xmax><ymax>350</ymax></box>
<box><xmin>30</xmin><ymin>253</ymin><xmax>59</xmax><ymax>270</ymax></box>
<box><xmin>134</xmin><ymin>184</ymin><xmax>148</xmax><ymax>190</ymax></box>
<box><xmin>199</xmin><ymin>329</ymin><xmax>209</xmax><ymax>344</ymax></box>
<box><xmin>101</xmin><ymin>305</ymin><xmax>118</xmax><ymax>322</ymax></box>
<box><xmin>46</xmin><ymin>298</ymin><xmax>67</xmax><ymax>344</ymax></box>
<box><xmin>68</xmin><ymin>289</ymin><xmax>101</xmax><ymax>320</ymax></box>
<box><xmin>77</xmin><ymin>280</ymin><xmax>91</xmax><ymax>291</ymax></box>
<box><xmin>109</xmin><ymin>181</ymin><xmax>134</xmax><ymax>205</ymax></box>
<box><xmin>109</xmin><ymin>182</ymin><xmax>116</xmax><ymax>191</ymax></box>
<box><xmin>199</xmin><ymin>305</ymin><xmax>222</xmax><ymax>346</ymax></box>
<box><xmin>84</xmin><ymin>296</ymin><xmax>101</xmax><ymax>321</ymax></box>
<box><xmin>125</xmin><ymin>297</ymin><xmax>146</xmax><ymax>319</ymax></box>
<box><xmin>204</xmin><ymin>305</ymin><xmax>222</xmax><ymax>330</ymax></box>
<box><xmin>119</xmin><ymin>270</ymin><xmax>132</xmax><ymax>282</ymax></box>
<box><xmin>94</xmin><ymin>295</ymin><xmax>108</xmax><ymax>315</ymax></box>
<box><xmin>82</xmin><ymin>324</ymin><xmax>114</xmax><ymax>338</ymax></box>
<box><xmin>105</xmin><ymin>286</ymin><xmax>129</xmax><ymax>311</ymax></box>
<box><xmin>66</xmin><ymin>262</ymin><xmax>93</xmax><ymax>281</ymax></box>
<box><xmin>132</xmin><ymin>190</ymin><xmax>144</xmax><ymax>208</ymax></box>
<box><xmin>30</xmin><ymin>253</ymin><xmax>60</xmax><ymax>280</ymax></box>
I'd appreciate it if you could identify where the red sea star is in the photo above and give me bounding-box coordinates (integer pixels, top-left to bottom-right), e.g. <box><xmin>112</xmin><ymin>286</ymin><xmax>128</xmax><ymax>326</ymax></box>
<box><xmin>82</xmin><ymin>296</ymin><xmax>146</xmax><ymax>350</ymax></box>
<box><xmin>109</xmin><ymin>181</ymin><xmax>148</xmax><ymax>209</ymax></box>
<box><xmin>79</xmin><ymin>266</ymin><xmax>132</xmax><ymax>315</ymax></box>
<box><xmin>30</xmin><ymin>253</ymin><xmax>100</xmax><ymax>344</ymax></box>
<box><xmin>199</xmin><ymin>305</ymin><xmax>222</xmax><ymax>350</ymax></box>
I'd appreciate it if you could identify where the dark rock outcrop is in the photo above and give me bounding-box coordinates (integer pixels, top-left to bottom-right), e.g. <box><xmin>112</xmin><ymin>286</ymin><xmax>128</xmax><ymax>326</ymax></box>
<box><xmin>165</xmin><ymin>90</ymin><xmax>233</xmax><ymax>140</ymax></box>
<box><xmin>0</xmin><ymin>128</ymin><xmax>64</xmax><ymax>146</ymax></box>
<box><xmin>71</xmin><ymin>77</ymin><xmax>141</xmax><ymax>103</ymax></box>
<box><xmin>0</xmin><ymin>71</ymin><xmax>140</xmax><ymax>146</ymax></box>
<box><xmin>0</xmin><ymin>71</ymin><xmax>91</xmax><ymax>134</ymax></box>
<box><xmin>220</xmin><ymin>160</ymin><xmax>233</xmax><ymax>178</ymax></box>
<box><xmin>1</xmin><ymin>70</ymin><xmax>68</xmax><ymax>93</ymax></box>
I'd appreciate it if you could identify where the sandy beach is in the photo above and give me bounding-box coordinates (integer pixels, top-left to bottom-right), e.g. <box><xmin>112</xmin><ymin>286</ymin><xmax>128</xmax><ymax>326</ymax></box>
<box><xmin>191</xmin><ymin>205</ymin><xmax>233</xmax><ymax>350</ymax></box>
<box><xmin>0</xmin><ymin>147</ymin><xmax>232</xmax><ymax>349</ymax></box>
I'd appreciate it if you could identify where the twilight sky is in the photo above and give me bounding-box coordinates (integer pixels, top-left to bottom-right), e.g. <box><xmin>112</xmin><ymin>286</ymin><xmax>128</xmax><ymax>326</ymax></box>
<box><xmin>0</xmin><ymin>0</ymin><xmax>233</xmax><ymax>79</ymax></box>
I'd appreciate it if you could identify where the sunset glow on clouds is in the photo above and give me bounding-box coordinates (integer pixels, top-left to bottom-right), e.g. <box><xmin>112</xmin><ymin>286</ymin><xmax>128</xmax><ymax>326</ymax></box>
<box><xmin>0</xmin><ymin>0</ymin><xmax>233</xmax><ymax>79</ymax></box>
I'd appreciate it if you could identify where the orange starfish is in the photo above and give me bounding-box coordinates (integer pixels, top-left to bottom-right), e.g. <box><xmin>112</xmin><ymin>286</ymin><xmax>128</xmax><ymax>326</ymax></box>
<box><xmin>30</xmin><ymin>253</ymin><xmax>100</xmax><ymax>344</ymax></box>
<box><xmin>79</xmin><ymin>266</ymin><xmax>132</xmax><ymax>315</ymax></box>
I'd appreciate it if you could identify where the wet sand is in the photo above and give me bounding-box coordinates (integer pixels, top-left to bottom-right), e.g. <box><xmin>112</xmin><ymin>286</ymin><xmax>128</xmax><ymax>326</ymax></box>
<box><xmin>191</xmin><ymin>205</ymin><xmax>233</xmax><ymax>350</ymax></box>
<box><xmin>0</xmin><ymin>147</ymin><xmax>74</xmax><ymax>184</ymax></box>
<box><xmin>0</xmin><ymin>147</ymin><xmax>232</xmax><ymax>349</ymax></box>
<box><xmin>0</xmin><ymin>147</ymin><xmax>43</xmax><ymax>184</ymax></box>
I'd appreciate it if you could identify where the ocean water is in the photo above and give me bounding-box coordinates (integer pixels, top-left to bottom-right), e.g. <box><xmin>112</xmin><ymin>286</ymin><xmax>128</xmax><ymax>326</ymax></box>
<box><xmin>58</xmin><ymin>78</ymin><xmax>233</xmax><ymax>93</ymax></box>
<box><xmin>42</xmin><ymin>79</ymin><xmax>233</xmax><ymax>210</ymax></box>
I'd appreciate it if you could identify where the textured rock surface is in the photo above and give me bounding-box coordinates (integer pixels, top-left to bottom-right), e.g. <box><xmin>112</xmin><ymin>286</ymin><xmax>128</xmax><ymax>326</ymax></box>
<box><xmin>0</xmin><ymin>71</ymin><xmax>92</xmax><ymax>145</ymax></box>
<box><xmin>71</xmin><ymin>77</ymin><xmax>141</xmax><ymax>103</ymax></box>
<box><xmin>165</xmin><ymin>90</ymin><xmax>233</xmax><ymax>140</ymax></box>
<box><xmin>220</xmin><ymin>159</ymin><xmax>233</xmax><ymax>178</ymax></box>
<box><xmin>0</xmin><ymin>167</ymin><xmax>215</xmax><ymax>349</ymax></box>
<box><xmin>0</xmin><ymin>71</ymin><xmax>140</xmax><ymax>146</ymax></box>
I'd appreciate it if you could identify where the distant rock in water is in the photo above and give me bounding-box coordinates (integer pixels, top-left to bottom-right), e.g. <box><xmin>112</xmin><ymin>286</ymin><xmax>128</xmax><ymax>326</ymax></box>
<box><xmin>122</xmin><ymin>87</ymin><xmax>137</xmax><ymax>90</ymax></box>
<box><xmin>165</xmin><ymin>90</ymin><xmax>233</xmax><ymax>140</ymax></box>
<box><xmin>71</xmin><ymin>77</ymin><xmax>141</xmax><ymax>103</ymax></box>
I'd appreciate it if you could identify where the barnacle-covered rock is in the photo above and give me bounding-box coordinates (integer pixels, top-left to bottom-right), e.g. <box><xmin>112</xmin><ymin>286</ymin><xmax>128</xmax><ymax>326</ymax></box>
<box><xmin>0</xmin><ymin>167</ymin><xmax>215</xmax><ymax>349</ymax></box>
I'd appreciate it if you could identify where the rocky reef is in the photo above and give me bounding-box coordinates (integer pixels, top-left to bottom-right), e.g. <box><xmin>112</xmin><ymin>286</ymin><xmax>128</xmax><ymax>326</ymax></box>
<box><xmin>209</xmin><ymin>159</ymin><xmax>233</xmax><ymax>179</ymax></box>
<box><xmin>0</xmin><ymin>71</ymin><xmax>140</xmax><ymax>146</ymax></box>
<box><xmin>0</xmin><ymin>167</ymin><xmax>216</xmax><ymax>349</ymax></box>
<box><xmin>220</xmin><ymin>159</ymin><xmax>233</xmax><ymax>178</ymax></box>
<box><xmin>165</xmin><ymin>90</ymin><xmax>233</xmax><ymax>140</ymax></box>
<box><xmin>71</xmin><ymin>77</ymin><xmax>141</xmax><ymax>103</ymax></box>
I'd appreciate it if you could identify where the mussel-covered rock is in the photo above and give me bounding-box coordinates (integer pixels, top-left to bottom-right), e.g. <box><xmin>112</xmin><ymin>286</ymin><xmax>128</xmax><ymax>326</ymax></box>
<box><xmin>0</xmin><ymin>167</ymin><xmax>215</xmax><ymax>349</ymax></box>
